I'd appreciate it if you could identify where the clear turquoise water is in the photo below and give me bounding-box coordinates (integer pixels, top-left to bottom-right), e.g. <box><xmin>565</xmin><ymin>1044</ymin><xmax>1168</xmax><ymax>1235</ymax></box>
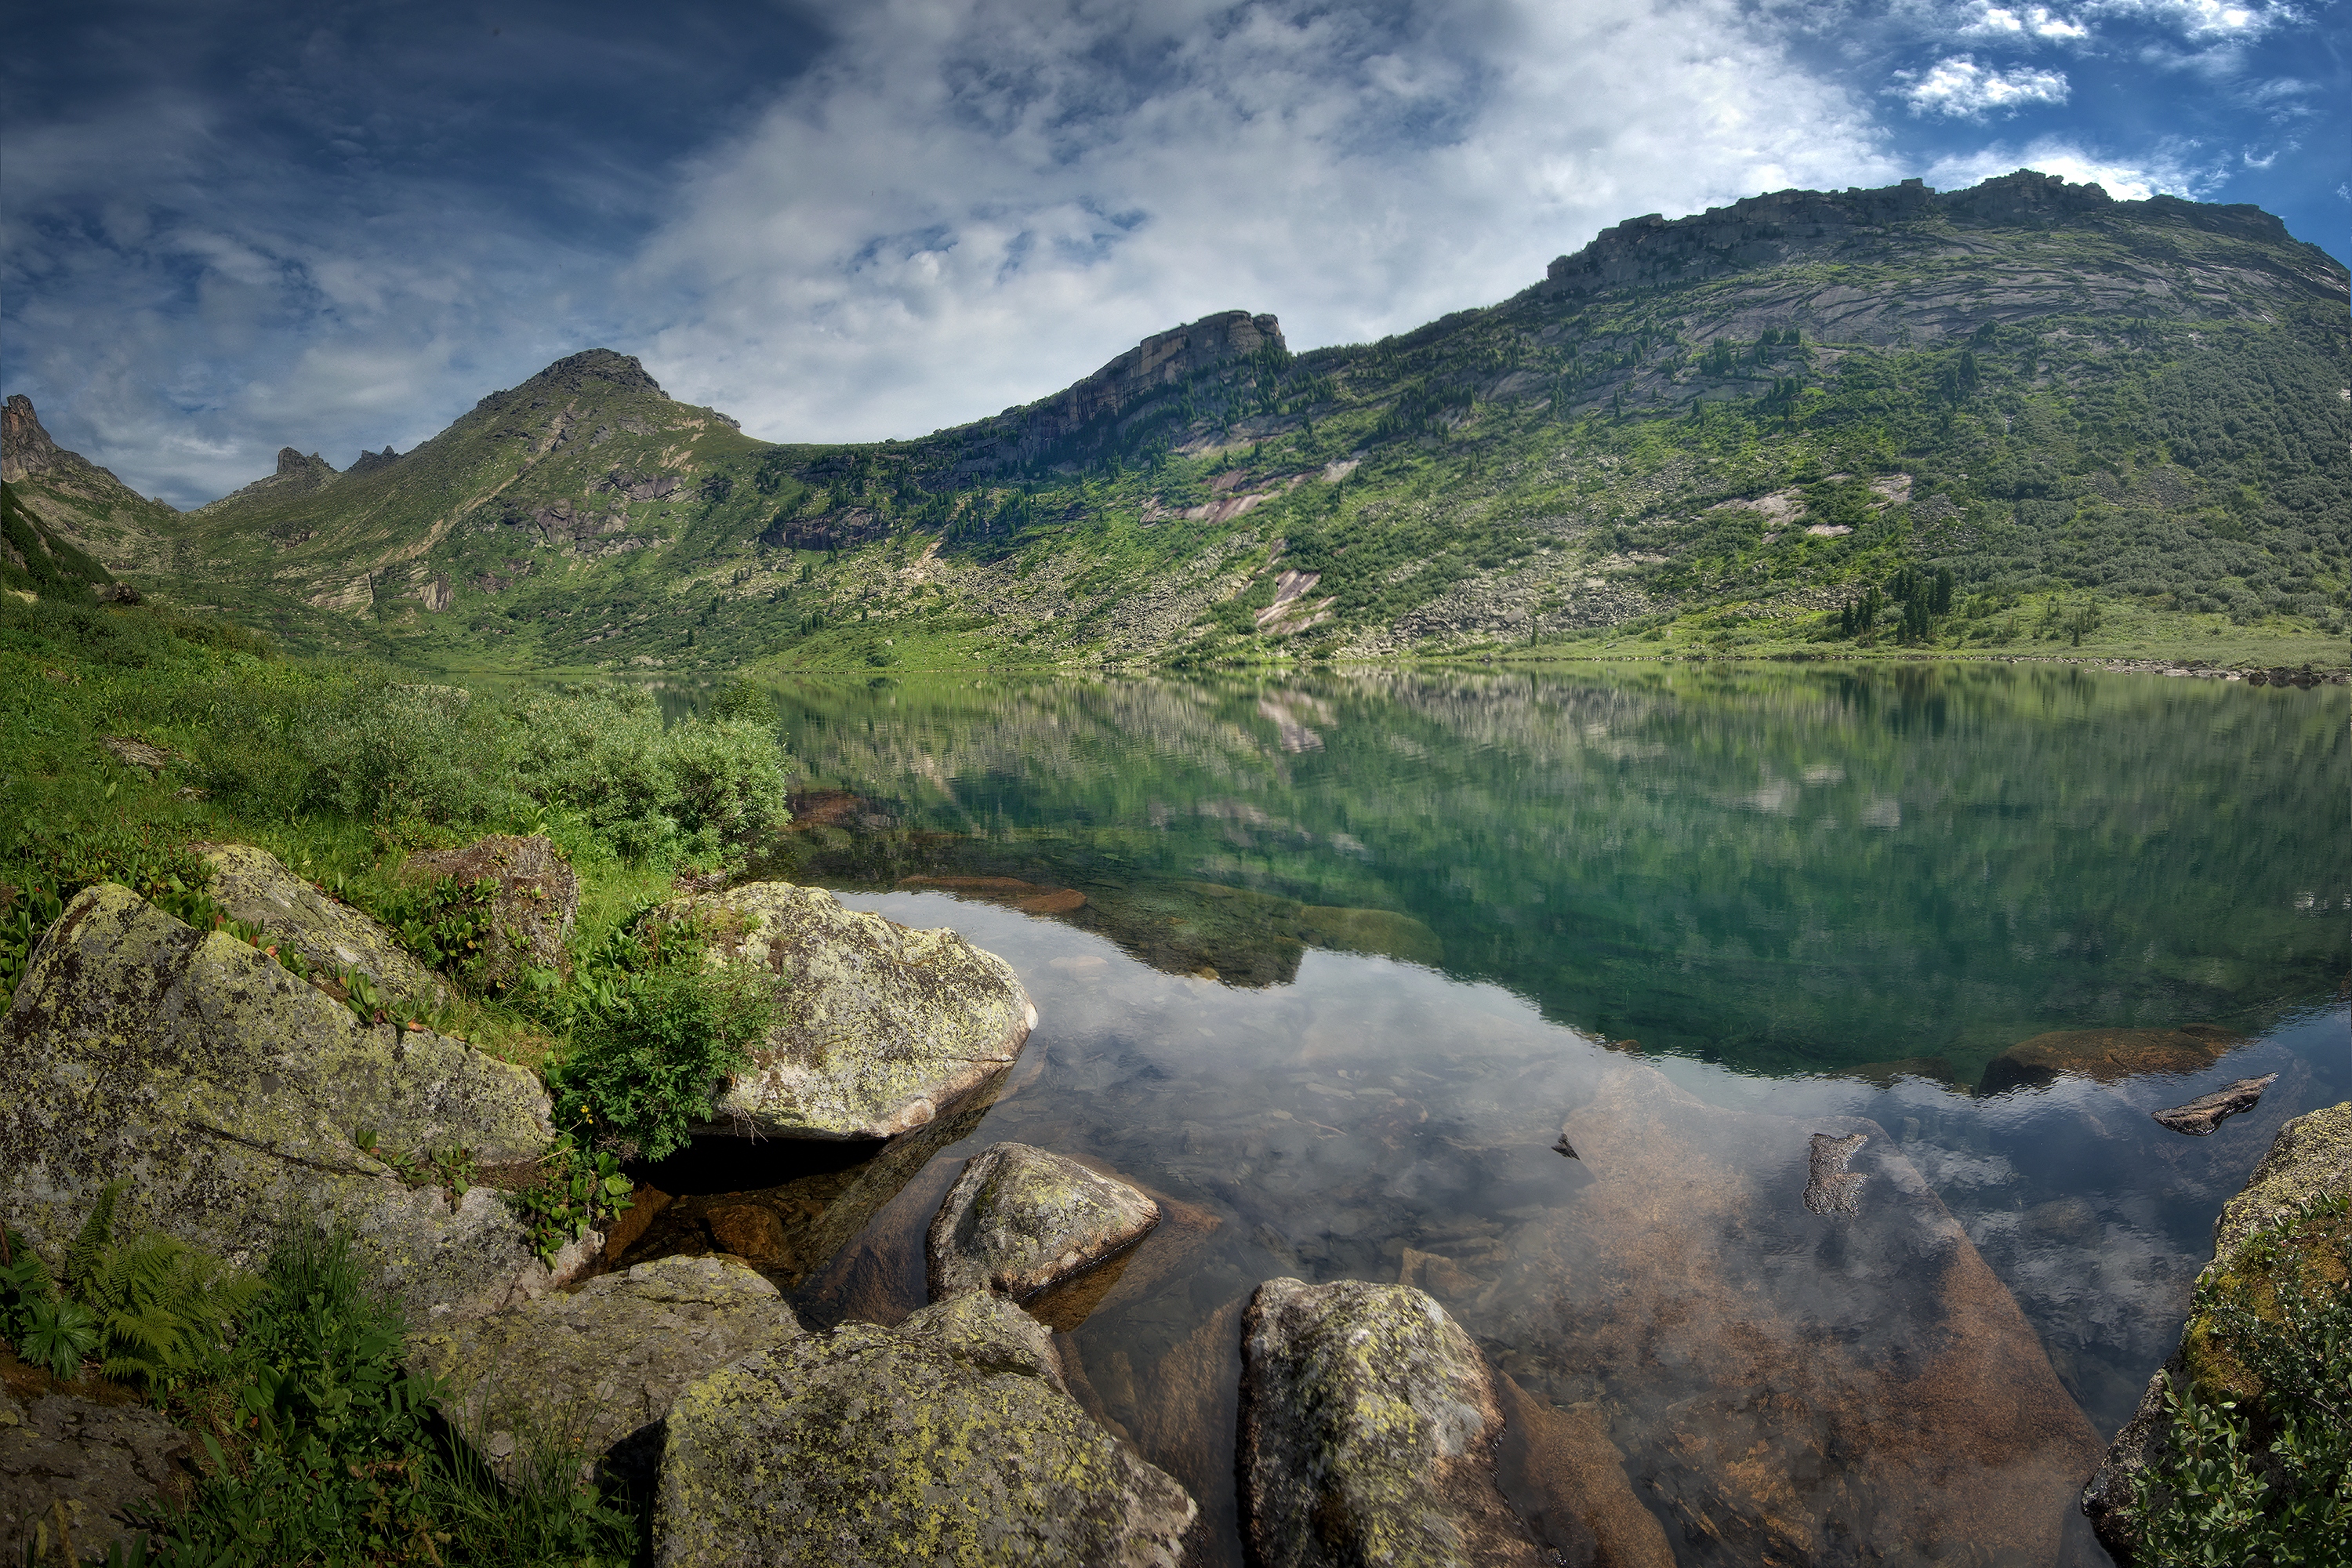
<box><xmin>630</xmin><ymin>664</ymin><xmax>2350</xmax><ymax>1565</ymax></box>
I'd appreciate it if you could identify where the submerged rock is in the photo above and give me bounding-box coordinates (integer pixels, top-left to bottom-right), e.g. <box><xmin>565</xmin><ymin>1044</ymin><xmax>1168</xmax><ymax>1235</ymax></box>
<box><xmin>1240</xmin><ymin>1277</ymin><xmax>1545</xmax><ymax>1567</ymax></box>
<box><xmin>401</xmin><ymin>833</ymin><xmax>579</xmax><ymax>989</ymax></box>
<box><xmin>1977</xmin><ymin>1024</ymin><xmax>2238</xmax><ymax>1094</ymax></box>
<box><xmin>201</xmin><ymin>843</ymin><xmax>446</xmax><ymax>1007</ymax></box>
<box><xmin>1491</xmin><ymin>1375</ymin><xmax>1676</xmax><ymax>1568</ymax></box>
<box><xmin>0</xmin><ymin>884</ymin><xmax>561</xmax><ymax>1320</ymax></box>
<box><xmin>0</xmin><ymin>1387</ymin><xmax>186</xmax><ymax>1566</ymax></box>
<box><xmin>406</xmin><ymin>1254</ymin><xmax>800</xmax><ymax>1490</ymax></box>
<box><xmin>1802</xmin><ymin>1130</ymin><xmax>1870</xmax><ymax>1214</ymax></box>
<box><xmin>926</xmin><ymin>1142</ymin><xmax>1161</xmax><ymax>1304</ymax></box>
<box><xmin>2083</xmin><ymin>1101</ymin><xmax>2352</xmax><ymax>1561</ymax></box>
<box><xmin>677</xmin><ymin>881</ymin><xmax>1035</xmax><ymax>1139</ymax></box>
<box><xmin>655</xmin><ymin>1290</ymin><xmax>1195</xmax><ymax>1567</ymax></box>
<box><xmin>2151</xmin><ymin>1073</ymin><xmax>2278</xmax><ymax>1136</ymax></box>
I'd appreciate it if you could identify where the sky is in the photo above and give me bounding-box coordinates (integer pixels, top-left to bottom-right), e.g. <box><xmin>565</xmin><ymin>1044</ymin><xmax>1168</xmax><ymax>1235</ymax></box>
<box><xmin>3</xmin><ymin>0</ymin><xmax>2344</xmax><ymax>508</ymax></box>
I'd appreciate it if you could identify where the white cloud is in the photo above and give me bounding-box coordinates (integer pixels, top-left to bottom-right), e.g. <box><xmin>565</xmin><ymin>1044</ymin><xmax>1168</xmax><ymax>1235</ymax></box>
<box><xmin>1896</xmin><ymin>54</ymin><xmax>2073</xmax><ymax>116</ymax></box>
<box><xmin>1965</xmin><ymin>5</ymin><xmax>2093</xmax><ymax>39</ymax></box>
<box><xmin>629</xmin><ymin>0</ymin><xmax>1896</xmax><ymax>446</ymax></box>
<box><xmin>1923</xmin><ymin>135</ymin><xmax>2224</xmax><ymax>198</ymax></box>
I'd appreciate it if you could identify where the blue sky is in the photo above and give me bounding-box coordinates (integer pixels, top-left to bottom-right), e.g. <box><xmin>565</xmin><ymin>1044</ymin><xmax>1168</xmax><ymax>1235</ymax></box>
<box><xmin>4</xmin><ymin>0</ymin><xmax>2343</xmax><ymax>507</ymax></box>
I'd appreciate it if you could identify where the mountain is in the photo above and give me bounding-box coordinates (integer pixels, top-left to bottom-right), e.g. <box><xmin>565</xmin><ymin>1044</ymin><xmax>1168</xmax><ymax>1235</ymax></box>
<box><xmin>2</xmin><ymin>396</ymin><xmax>174</xmax><ymax>589</ymax></box>
<box><xmin>71</xmin><ymin>170</ymin><xmax>2352</xmax><ymax>667</ymax></box>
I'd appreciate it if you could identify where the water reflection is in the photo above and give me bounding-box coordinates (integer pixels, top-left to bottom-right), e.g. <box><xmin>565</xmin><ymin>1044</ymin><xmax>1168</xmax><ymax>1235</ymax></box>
<box><xmin>629</xmin><ymin>666</ymin><xmax>2347</xmax><ymax>1566</ymax></box>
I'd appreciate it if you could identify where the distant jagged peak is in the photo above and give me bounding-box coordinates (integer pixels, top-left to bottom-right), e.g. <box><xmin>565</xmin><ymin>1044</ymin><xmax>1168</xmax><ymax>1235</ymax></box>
<box><xmin>2</xmin><ymin>393</ymin><xmax>69</xmax><ymax>483</ymax></box>
<box><xmin>347</xmin><ymin>445</ymin><xmax>403</xmax><ymax>476</ymax></box>
<box><xmin>276</xmin><ymin>446</ymin><xmax>337</xmax><ymax>479</ymax></box>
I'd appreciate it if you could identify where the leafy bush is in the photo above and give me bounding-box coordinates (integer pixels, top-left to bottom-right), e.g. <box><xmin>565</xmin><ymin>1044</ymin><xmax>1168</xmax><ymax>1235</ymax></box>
<box><xmin>506</xmin><ymin>686</ymin><xmax>791</xmax><ymax>859</ymax></box>
<box><xmin>297</xmin><ymin>684</ymin><xmax>517</xmax><ymax>827</ymax></box>
<box><xmin>2131</xmin><ymin>1192</ymin><xmax>2350</xmax><ymax>1563</ymax></box>
<box><xmin>509</xmin><ymin>1134</ymin><xmax>635</xmax><ymax>1266</ymax></box>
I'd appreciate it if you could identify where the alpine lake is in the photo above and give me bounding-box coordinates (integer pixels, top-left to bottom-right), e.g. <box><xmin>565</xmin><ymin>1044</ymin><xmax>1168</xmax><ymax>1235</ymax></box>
<box><xmin>615</xmin><ymin>662</ymin><xmax>2348</xmax><ymax>1567</ymax></box>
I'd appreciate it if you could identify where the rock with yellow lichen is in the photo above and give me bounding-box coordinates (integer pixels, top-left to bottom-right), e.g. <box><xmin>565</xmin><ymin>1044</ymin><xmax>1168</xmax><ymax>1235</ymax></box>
<box><xmin>926</xmin><ymin>1142</ymin><xmax>1161</xmax><ymax>1303</ymax></box>
<box><xmin>407</xmin><ymin>1254</ymin><xmax>801</xmax><ymax>1490</ymax></box>
<box><xmin>0</xmin><ymin>883</ymin><xmax>569</xmax><ymax>1322</ymax></box>
<box><xmin>2082</xmin><ymin>1100</ymin><xmax>2352</xmax><ymax>1562</ymax></box>
<box><xmin>672</xmin><ymin>880</ymin><xmax>1036</xmax><ymax>1140</ymax></box>
<box><xmin>201</xmin><ymin>842</ymin><xmax>448</xmax><ymax>1007</ymax></box>
<box><xmin>1240</xmin><ymin>1277</ymin><xmax>1548</xmax><ymax>1568</ymax></box>
<box><xmin>654</xmin><ymin>1290</ymin><xmax>1195</xmax><ymax>1566</ymax></box>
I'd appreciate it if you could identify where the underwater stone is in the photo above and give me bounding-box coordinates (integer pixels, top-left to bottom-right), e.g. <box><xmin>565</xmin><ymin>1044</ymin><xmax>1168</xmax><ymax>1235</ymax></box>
<box><xmin>1239</xmin><ymin>1277</ymin><xmax>1546</xmax><ymax>1568</ymax></box>
<box><xmin>675</xmin><ymin>880</ymin><xmax>1036</xmax><ymax>1139</ymax></box>
<box><xmin>0</xmin><ymin>884</ymin><xmax>558</xmax><ymax>1321</ymax></box>
<box><xmin>1802</xmin><ymin>1130</ymin><xmax>1870</xmax><ymax>1214</ymax></box>
<box><xmin>407</xmin><ymin>1254</ymin><xmax>800</xmax><ymax>1490</ymax></box>
<box><xmin>2151</xmin><ymin>1073</ymin><xmax>2278</xmax><ymax>1136</ymax></box>
<box><xmin>654</xmin><ymin>1290</ymin><xmax>1195</xmax><ymax>1567</ymax></box>
<box><xmin>202</xmin><ymin>842</ymin><xmax>447</xmax><ymax>1007</ymax></box>
<box><xmin>1977</xmin><ymin>1024</ymin><xmax>2238</xmax><ymax>1093</ymax></box>
<box><xmin>927</xmin><ymin>1142</ymin><xmax>1160</xmax><ymax>1304</ymax></box>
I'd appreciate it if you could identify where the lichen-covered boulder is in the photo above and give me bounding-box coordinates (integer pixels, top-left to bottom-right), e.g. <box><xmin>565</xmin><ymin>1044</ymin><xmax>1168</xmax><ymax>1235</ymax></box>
<box><xmin>655</xmin><ymin>1290</ymin><xmax>1195</xmax><ymax>1567</ymax></box>
<box><xmin>675</xmin><ymin>881</ymin><xmax>1036</xmax><ymax>1139</ymax></box>
<box><xmin>927</xmin><ymin>1142</ymin><xmax>1160</xmax><ymax>1303</ymax></box>
<box><xmin>202</xmin><ymin>843</ymin><xmax>446</xmax><ymax>1006</ymax></box>
<box><xmin>2083</xmin><ymin>1101</ymin><xmax>2352</xmax><ymax>1560</ymax></box>
<box><xmin>401</xmin><ymin>833</ymin><xmax>579</xmax><ymax>989</ymax></box>
<box><xmin>1</xmin><ymin>1386</ymin><xmax>186</xmax><ymax>1566</ymax></box>
<box><xmin>408</xmin><ymin>1254</ymin><xmax>800</xmax><ymax>1488</ymax></box>
<box><xmin>1240</xmin><ymin>1278</ymin><xmax>1545</xmax><ymax>1568</ymax></box>
<box><xmin>0</xmin><ymin>884</ymin><xmax>564</xmax><ymax>1321</ymax></box>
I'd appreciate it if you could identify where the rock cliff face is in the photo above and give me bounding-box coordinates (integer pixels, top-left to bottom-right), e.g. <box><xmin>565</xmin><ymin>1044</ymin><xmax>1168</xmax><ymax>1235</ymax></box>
<box><xmin>0</xmin><ymin>395</ymin><xmax>67</xmax><ymax>485</ymax></box>
<box><xmin>0</xmin><ymin>396</ymin><xmax>176</xmax><ymax>576</ymax></box>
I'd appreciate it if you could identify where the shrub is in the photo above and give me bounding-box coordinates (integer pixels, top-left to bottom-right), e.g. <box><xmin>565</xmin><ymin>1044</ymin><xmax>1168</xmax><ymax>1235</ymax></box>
<box><xmin>506</xmin><ymin>687</ymin><xmax>791</xmax><ymax>859</ymax></box>
<box><xmin>297</xmin><ymin>684</ymin><xmax>517</xmax><ymax>827</ymax></box>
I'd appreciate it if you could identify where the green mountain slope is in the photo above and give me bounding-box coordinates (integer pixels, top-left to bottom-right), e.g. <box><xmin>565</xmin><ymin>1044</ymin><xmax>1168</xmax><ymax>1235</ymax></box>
<box><xmin>123</xmin><ymin>171</ymin><xmax>2352</xmax><ymax>669</ymax></box>
<box><xmin>1</xmin><ymin>396</ymin><xmax>168</xmax><ymax>589</ymax></box>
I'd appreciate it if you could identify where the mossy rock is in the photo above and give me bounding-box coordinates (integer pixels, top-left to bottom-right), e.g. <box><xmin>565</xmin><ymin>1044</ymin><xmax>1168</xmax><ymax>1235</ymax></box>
<box><xmin>407</xmin><ymin>1254</ymin><xmax>800</xmax><ymax>1490</ymax></box>
<box><xmin>925</xmin><ymin>1142</ymin><xmax>1160</xmax><ymax>1304</ymax></box>
<box><xmin>202</xmin><ymin>843</ymin><xmax>447</xmax><ymax>1007</ymax></box>
<box><xmin>0</xmin><ymin>884</ymin><xmax>557</xmax><ymax>1321</ymax></box>
<box><xmin>676</xmin><ymin>881</ymin><xmax>1036</xmax><ymax>1139</ymax></box>
<box><xmin>400</xmin><ymin>833</ymin><xmax>579</xmax><ymax>990</ymax></box>
<box><xmin>1240</xmin><ymin>1277</ymin><xmax>1545</xmax><ymax>1567</ymax></box>
<box><xmin>654</xmin><ymin>1290</ymin><xmax>1195</xmax><ymax>1566</ymax></box>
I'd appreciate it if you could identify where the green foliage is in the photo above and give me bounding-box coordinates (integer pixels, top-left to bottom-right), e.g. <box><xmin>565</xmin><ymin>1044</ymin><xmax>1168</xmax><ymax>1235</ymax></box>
<box><xmin>545</xmin><ymin>912</ymin><xmax>779</xmax><ymax>1162</ymax></box>
<box><xmin>509</xmin><ymin>1134</ymin><xmax>635</xmax><ymax>1266</ymax></box>
<box><xmin>1</xmin><ymin>483</ymin><xmax>113</xmax><ymax>601</ymax></box>
<box><xmin>77</xmin><ymin>1233</ymin><xmax>263</xmax><ymax>1393</ymax></box>
<box><xmin>2132</xmin><ymin>1194</ymin><xmax>2351</xmax><ymax>1564</ymax></box>
<box><xmin>368</xmin><ymin>873</ymin><xmax>503</xmax><ymax>985</ymax></box>
<box><xmin>504</xmin><ymin>687</ymin><xmax>793</xmax><ymax>859</ymax></box>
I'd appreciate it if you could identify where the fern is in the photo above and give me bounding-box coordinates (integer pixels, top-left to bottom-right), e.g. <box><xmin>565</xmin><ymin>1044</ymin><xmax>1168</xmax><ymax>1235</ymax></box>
<box><xmin>77</xmin><ymin>1232</ymin><xmax>262</xmax><ymax>1392</ymax></box>
<box><xmin>64</xmin><ymin>1177</ymin><xmax>125</xmax><ymax>1292</ymax></box>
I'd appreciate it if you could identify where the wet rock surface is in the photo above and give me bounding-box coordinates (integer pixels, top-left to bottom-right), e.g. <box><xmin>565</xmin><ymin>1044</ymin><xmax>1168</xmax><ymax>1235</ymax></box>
<box><xmin>677</xmin><ymin>880</ymin><xmax>1035</xmax><ymax>1139</ymax></box>
<box><xmin>927</xmin><ymin>1142</ymin><xmax>1161</xmax><ymax>1304</ymax></box>
<box><xmin>2151</xmin><ymin>1073</ymin><xmax>2277</xmax><ymax>1135</ymax></box>
<box><xmin>1490</xmin><ymin>1375</ymin><xmax>1676</xmax><ymax>1568</ymax></box>
<box><xmin>406</xmin><ymin>1254</ymin><xmax>800</xmax><ymax>1490</ymax></box>
<box><xmin>0</xmin><ymin>884</ymin><xmax>560</xmax><ymax>1320</ymax></box>
<box><xmin>1978</xmin><ymin>1024</ymin><xmax>2238</xmax><ymax>1094</ymax></box>
<box><xmin>201</xmin><ymin>843</ymin><xmax>447</xmax><ymax>1006</ymax></box>
<box><xmin>655</xmin><ymin>1290</ymin><xmax>1195</xmax><ymax>1567</ymax></box>
<box><xmin>401</xmin><ymin>833</ymin><xmax>579</xmax><ymax>988</ymax></box>
<box><xmin>1239</xmin><ymin>1277</ymin><xmax>1544</xmax><ymax>1568</ymax></box>
<box><xmin>0</xmin><ymin>1385</ymin><xmax>186</xmax><ymax>1566</ymax></box>
<box><xmin>2083</xmin><ymin>1101</ymin><xmax>2352</xmax><ymax>1560</ymax></box>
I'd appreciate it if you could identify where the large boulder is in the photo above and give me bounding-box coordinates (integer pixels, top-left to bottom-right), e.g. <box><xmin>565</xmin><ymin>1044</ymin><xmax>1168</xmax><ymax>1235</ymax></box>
<box><xmin>675</xmin><ymin>881</ymin><xmax>1036</xmax><ymax>1139</ymax></box>
<box><xmin>1977</xmin><ymin>1024</ymin><xmax>2238</xmax><ymax>1094</ymax></box>
<box><xmin>1</xmin><ymin>1386</ymin><xmax>186</xmax><ymax>1566</ymax></box>
<box><xmin>407</xmin><ymin>1254</ymin><xmax>800</xmax><ymax>1489</ymax></box>
<box><xmin>927</xmin><ymin>1142</ymin><xmax>1160</xmax><ymax>1303</ymax></box>
<box><xmin>401</xmin><ymin>833</ymin><xmax>579</xmax><ymax>989</ymax></box>
<box><xmin>655</xmin><ymin>1290</ymin><xmax>1195</xmax><ymax>1566</ymax></box>
<box><xmin>201</xmin><ymin>843</ymin><xmax>446</xmax><ymax>1007</ymax></box>
<box><xmin>1474</xmin><ymin>1061</ymin><xmax>2103</xmax><ymax>1566</ymax></box>
<box><xmin>2082</xmin><ymin>1101</ymin><xmax>2352</xmax><ymax>1561</ymax></box>
<box><xmin>0</xmin><ymin>884</ymin><xmax>571</xmax><ymax>1321</ymax></box>
<box><xmin>1239</xmin><ymin>1277</ymin><xmax>1546</xmax><ymax>1568</ymax></box>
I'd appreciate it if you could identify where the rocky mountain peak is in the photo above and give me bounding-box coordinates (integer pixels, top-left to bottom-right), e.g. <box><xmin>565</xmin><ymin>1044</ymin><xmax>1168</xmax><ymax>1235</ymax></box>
<box><xmin>526</xmin><ymin>349</ymin><xmax>669</xmax><ymax>400</ymax></box>
<box><xmin>276</xmin><ymin>447</ymin><xmax>336</xmax><ymax>479</ymax></box>
<box><xmin>1</xmin><ymin>394</ymin><xmax>67</xmax><ymax>484</ymax></box>
<box><xmin>347</xmin><ymin>445</ymin><xmax>403</xmax><ymax>476</ymax></box>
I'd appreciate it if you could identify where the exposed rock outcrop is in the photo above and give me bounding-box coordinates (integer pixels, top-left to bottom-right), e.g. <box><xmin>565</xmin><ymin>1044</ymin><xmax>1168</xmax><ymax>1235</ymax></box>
<box><xmin>0</xmin><ymin>884</ymin><xmax>564</xmax><ymax>1320</ymax></box>
<box><xmin>676</xmin><ymin>881</ymin><xmax>1035</xmax><ymax>1140</ymax></box>
<box><xmin>401</xmin><ymin>833</ymin><xmax>579</xmax><ymax>989</ymax></box>
<box><xmin>407</xmin><ymin>1254</ymin><xmax>800</xmax><ymax>1489</ymax></box>
<box><xmin>2152</xmin><ymin>1073</ymin><xmax>2278</xmax><ymax>1136</ymax></box>
<box><xmin>201</xmin><ymin>843</ymin><xmax>448</xmax><ymax>1007</ymax></box>
<box><xmin>1</xmin><ymin>1386</ymin><xmax>187</xmax><ymax>1565</ymax></box>
<box><xmin>655</xmin><ymin>1290</ymin><xmax>1195</xmax><ymax>1566</ymax></box>
<box><xmin>1239</xmin><ymin>1277</ymin><xmax>1545</xmax><ymax>1567</ymax></box>
<box><xmin>0</xmin><ymin>396</ymin><xmax>66</xmax><ymax>485</ymax></box>
<box><xmin>2083</xmin><ymin>1101</ymin><xmax>2352</xmax><ymax>1561</ymax></box>
<box><xmin>926</xmin><ymin>1142</ymin><xmax>1160</xmax><ymax>1303</ymax></box>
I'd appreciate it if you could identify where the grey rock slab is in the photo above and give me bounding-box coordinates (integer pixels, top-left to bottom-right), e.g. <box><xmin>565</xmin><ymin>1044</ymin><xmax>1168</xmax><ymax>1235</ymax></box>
<box><xmin>401</xmin><ymin>833</ymin><xmax>579</xmax><ymax>989</ymax></box>
<box><xmin>677</xmin><ymin>881</ymin><xmax>1036</xmax><ymax>1139</ymax></box>
<box><xmin>0</xmin><ymin>883</ymin><xmax>567</xmax><ymax>1322</ymax></box>
<box><xmin>201</xmin><ymin>842</ymin><xmax>447</xmax><ymax>1007</ymax></box>
<box><xmin>407</xmin><ymin>1254</ymin><xmax>800</xmax><ymax>1488</ymax></box>
<box><xmin>1240</xmin><ymin>1276</ymin><xmax>1545</xmax><ymax>1568</ymax></box>
<box><xmin>655</xmin><ymin>1290</ymin><xmax>1195</xmax><ymax>1567</ymax></box>
<box><xmin>2151</xmin><ymin>1073</ymin><xmax>2278</xmax><ymax>1136</ymax></box>
<box><xmin>927</xmin><ymin>1142</ymin><xmax>1161</xmax><ymax>1303</ymax></box>
<box><xmin>1</xmin><ymin>1388</ymin><xmax>186</xmax><ymax>1566</ymax></box>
